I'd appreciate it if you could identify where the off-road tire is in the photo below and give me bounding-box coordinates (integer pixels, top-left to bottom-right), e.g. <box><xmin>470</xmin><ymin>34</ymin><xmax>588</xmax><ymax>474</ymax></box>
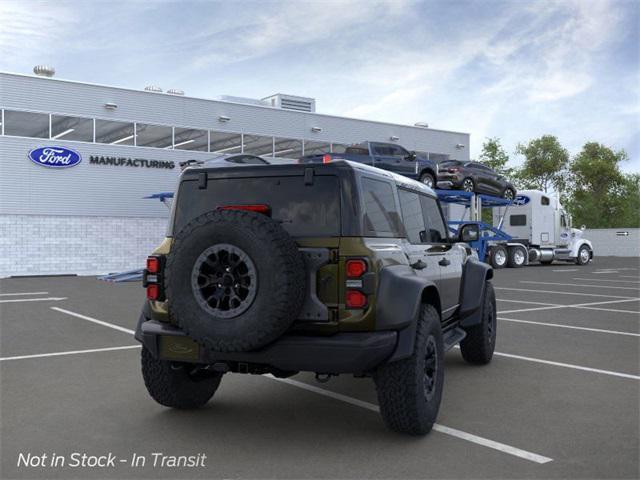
<box><xmin>419</xmin><ymin>172</ymin><xmax>435</xmax><ymax>189</ymax></box>
<box><xmin>489</xmin><ymin>245</ymin><xmax>508</xmax><ymax>269</ymax></box>
<box><xmin>141</xmin><ymin>347</ymin><xmax>222</xmax><ymax>409</ymax></box>
<box><xmin>374</xmin><ymin>304</ymin><xmax>444</xmax><ymax>435</ymax></box>
<box><xmin>165</xmin><ymin>209</ymin><xmax>306</xmax><ymax>352</ymax></box>
<box><xmin>460</xmin><ymin>282</ymin><xmax>496</xmax><ymax>365</ymax></box>
<box><xmin>507</xmin><ymin>246</ymin><xmax>526</xmax><ymax>268</ymax></box>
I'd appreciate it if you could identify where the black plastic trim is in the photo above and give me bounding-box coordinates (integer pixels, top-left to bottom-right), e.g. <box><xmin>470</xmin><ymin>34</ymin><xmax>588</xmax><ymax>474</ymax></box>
<box><xmin>458</xmin><ymin>259</ymin><xmax>493</xmax><ymax>327</ymax></box>
<box><xmin>136</xmin><ymin>317</ymin><xmax>397</xmax><ymax>374</ymax></box>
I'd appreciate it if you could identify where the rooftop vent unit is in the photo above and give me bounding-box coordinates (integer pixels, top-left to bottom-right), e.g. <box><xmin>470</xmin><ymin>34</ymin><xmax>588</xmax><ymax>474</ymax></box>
<box><xmin>217</xmin><ymin>95</ymin><xmax>270</xmax><ymax>107</ymax></box>
<box><xmin>262</xmin><ymin>94</ymin><xmax>316</xmax><ymax>113</ymax></box>
<box><xmin>144</xmin><ymin>85</ymin><xmax>163</xmax><ymax>93</ymax></box>
<box><xmin>33</xmin><ymin>65</ymin><xmax>55</xmax><ymax>77</ymax></box>
<box><xmin>167</xmin><ymin>89</ymin><xmax>184</xmax><ymax>96</ymax></box>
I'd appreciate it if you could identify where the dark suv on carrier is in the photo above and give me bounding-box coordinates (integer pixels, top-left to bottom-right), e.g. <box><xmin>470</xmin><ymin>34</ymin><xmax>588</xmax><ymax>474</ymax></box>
<box><xmin>136</xmin><ymin>161</ymin><xmax>496</xmax><ymax>435</ymax></box>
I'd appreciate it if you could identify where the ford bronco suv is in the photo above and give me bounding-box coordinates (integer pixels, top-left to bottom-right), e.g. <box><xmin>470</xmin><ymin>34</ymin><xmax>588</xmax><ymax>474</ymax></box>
<box><xmin>135</xmin><ymin>160</ymin><xmax>496</xmax><ymax>435</ymax></box>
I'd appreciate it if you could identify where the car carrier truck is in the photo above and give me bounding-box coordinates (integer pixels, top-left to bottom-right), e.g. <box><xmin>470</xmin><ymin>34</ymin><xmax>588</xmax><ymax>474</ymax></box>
<box><xmin>492</xmin><ymin>190</ymin><xmax>593</xmax><ymax>267</ymax></box>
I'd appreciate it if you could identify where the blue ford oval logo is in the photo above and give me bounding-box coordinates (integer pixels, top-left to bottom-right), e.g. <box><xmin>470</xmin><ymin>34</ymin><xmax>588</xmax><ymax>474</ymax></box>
<box><xmin>28</xmin><ymin>146</ymin><xmax>82</xmax><ymax>168</ymax></box>
<box><xmin>513</xmin><ymin>195</ymin><xmax>530</xmax><ymax>206</ymax></box>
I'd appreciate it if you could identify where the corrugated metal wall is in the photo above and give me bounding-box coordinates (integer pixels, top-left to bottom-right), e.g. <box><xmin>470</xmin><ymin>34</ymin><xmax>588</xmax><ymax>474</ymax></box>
<box><xmin>584</xmin><ymin>228</ymin><xmax>640</xmax><ymax>257</ymax></box>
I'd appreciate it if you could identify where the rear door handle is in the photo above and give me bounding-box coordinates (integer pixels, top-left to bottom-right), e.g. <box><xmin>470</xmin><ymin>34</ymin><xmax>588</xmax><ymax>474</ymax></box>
<box><xmin>438</xmin><ymin>257</ymin><xmax>450</xmax><ymax>267</ymax></box>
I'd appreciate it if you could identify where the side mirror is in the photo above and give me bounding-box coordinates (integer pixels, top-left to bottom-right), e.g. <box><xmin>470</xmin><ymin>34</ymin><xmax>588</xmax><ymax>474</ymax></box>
<box><xmin>459</xmin><ymin>224</ymin><xmax>480</xmax><ymax>243</ymax></box>
<box><xmin>406</xmin><ymin>151</ymin><xmax>417</xmax><ymax>161</ymax></box>
<box><xmin>581</xmin><ymin>224</ymin><xmax>586</xmax><ymax>231</ymax></box>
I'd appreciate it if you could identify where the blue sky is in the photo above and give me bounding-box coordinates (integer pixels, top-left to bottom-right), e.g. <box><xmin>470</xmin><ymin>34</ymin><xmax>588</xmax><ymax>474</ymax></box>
<box><xmin>1</xmin><ymin>0</ymin><xmax>638</xmax><ymax>171</ymax></box>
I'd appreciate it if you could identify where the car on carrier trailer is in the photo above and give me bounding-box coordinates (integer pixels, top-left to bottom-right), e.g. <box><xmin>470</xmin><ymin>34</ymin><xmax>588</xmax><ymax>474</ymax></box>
<box><xmin>135</xmin><ymin>160</ymin><xmax>496</xmax><ymax>435</ymax></box>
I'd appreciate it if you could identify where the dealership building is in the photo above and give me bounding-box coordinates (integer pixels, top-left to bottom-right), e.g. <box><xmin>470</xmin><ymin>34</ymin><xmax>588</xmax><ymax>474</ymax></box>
<box><xmin>0</xmin><ymin>69</ymin><xmax>470</xmax><ymax>278</ymax></box>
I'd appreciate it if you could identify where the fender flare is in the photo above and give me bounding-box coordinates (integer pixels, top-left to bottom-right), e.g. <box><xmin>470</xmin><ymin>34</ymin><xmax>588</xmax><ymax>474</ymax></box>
<box><xmin>458</xmin><ymin>259</ymin><xmax>493</xmax><ymax>328</ymax></box>
<box><xmin>570</xmin><ymin>238</ymin><xmax>593</xmax><ymax>258</ymax></box>
<box><xmin>376</xmin><ymin>264</ymin><xmax>441</xmax><ymax>362</ymax></box>
<box><xmin>418</xmin><ymin>167</ymin><xmax>437</xmax><ymax>181</ymax></box>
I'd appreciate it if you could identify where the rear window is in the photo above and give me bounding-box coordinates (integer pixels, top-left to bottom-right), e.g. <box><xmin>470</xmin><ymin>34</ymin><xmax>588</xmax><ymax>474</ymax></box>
<box><xmin>345</xmin><ymin>147</ymin><xmax>369</xmax><ymax>156</ymax></box>
<box><xmin>440</xmin><ymin>160</ymin><xmax>462</xmax><ymax>168</ymax></box>
<box><xmin>172</xmin><ymin>175</ymin><xmax>341</xmax><ymax>237</ymax></box>
<box><xmin>361</xmin><ymin>177</ymin><xmax>402</xmax><ymax>237</ymax></box>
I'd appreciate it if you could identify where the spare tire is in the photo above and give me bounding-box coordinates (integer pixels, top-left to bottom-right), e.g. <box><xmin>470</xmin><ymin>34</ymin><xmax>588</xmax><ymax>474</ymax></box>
<box><xmin>165</xmin><ymin>209</ymin><xmax>306</xmax><ymax>352</ymax></box>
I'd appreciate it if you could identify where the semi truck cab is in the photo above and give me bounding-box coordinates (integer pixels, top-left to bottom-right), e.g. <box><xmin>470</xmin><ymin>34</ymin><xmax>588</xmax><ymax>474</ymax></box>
<box><xmin>494</xmin><ymin>190</ymin><xmax>593</xmax><ymax>265</ymax></box>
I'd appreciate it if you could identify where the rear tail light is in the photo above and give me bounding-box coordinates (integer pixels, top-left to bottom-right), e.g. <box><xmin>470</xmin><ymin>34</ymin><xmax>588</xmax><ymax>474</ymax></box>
<box><xmin>322</xmin><ymin>154</ymin><xmax>332</xmax><ymax>164</ymax></box>
<box><xmin>146</xmin><ymin>284</ymin><xmax>159</xmax><ymax>300</ymax></box>
<box><xmin>344</xmin><ymin>258</ymin><xmax>369</xmax><ymax>309</ymax></box>
<box><xmin>219</xmin><ymin>204</ymin><xmax>271</xmax><ymax>215</ymax></box>
<box><xmin>144</xmin><ymin>255</ymin><xmax>164</xmax><ymax>301</ymax></box>
<box><xmin>346</xmin><ymin>290</ymin><xmax>367</xmax><ymax>309</ymax></box>
<box><xmin>146</xmin><ymin>256</ymin><xmax>160</xmax><ymax>274</ymax></box>
<box><xmin>346</xmin><ymin>259</ymin><xmax>367</xmax><ymax>278</ymax></box>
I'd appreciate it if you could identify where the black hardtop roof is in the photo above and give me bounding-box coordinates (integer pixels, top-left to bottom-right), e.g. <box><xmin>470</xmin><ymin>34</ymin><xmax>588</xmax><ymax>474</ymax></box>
<box><xmin>181</xmin><ymin>160</ymin><xmax>436</xmax><ymax>196</ymax></box>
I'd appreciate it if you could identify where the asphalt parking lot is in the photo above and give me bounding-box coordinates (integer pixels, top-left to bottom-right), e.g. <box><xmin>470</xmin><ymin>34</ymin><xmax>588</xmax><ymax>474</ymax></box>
<box><xmin>1</xmin><ymin>256</ymin><xmax>638</xmax><ymax>479</ymax></box>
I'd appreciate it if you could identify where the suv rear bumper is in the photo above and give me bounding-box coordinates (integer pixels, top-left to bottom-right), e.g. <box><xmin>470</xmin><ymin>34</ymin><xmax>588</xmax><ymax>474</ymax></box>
<box><xmin>135</xmin><ymin>314</ymin><xmax>397</xmax><ymax>374</ymax></box>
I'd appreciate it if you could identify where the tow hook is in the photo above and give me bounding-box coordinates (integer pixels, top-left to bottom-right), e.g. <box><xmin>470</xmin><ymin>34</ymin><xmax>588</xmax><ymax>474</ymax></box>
<box><xmin>315</xmin><ymin>373</ymin><xmax>332</xmax><ymax>383</ymax></box>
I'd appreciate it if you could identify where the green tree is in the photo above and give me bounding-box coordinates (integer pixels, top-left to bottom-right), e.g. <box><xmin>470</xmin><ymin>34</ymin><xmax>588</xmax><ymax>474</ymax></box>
<box><xmin>479</xmin><ymin>137</ymin><xmax>512</xmax><ymax>176</ymax></box>
<box><xmin>565</xmin><ymin>143</ymin><xmax>638</xmax><ymax>228</ymax></box>
<box><xmin>516</xmin><ymin>135</ymin><xmax>569</xmax><ymax>193</ymax></box>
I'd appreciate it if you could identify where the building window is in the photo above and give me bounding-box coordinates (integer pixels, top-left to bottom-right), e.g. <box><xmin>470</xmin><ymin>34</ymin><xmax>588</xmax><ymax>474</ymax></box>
<box><xmin>3</xmin><ymin>110</ymin><xmax>49</xmax><ymax>138</ymax></box>
<box><xmin>428</xmin><ymin>153</ymin><xmax>450</xmax><ymax>163</ymax></box>
<box><xmin>331</xmin><ymin>143</ymin><xmax>348</xmax><ymax>154</ymax></box>
<box><xmin>242</xmin><ymin>134</ymin><xmax>273</xmax><ymax>156</ymax></box>
<box><xmin>274</xmin><ymin>137</ymin><xmax>302</xmax><ymax>158</ymax></box>
<box><xmin>303</xmin><ymin>140</ymin><xmax>330</xmax><ymax>156</ymax></box>
<box><xmin>173</xmin><ymin>127</ymin><xmax>208</xmax><ymax>151</ymax></box>
<box><xmin>50</xmin><ymin>114</ymin><xmax>93</xmax><ymax>142</ymax></box>
<box><xmin>95</xmin><ymin>119</ymin><xmax>135</xmax><ymax>145</ymax></box>
<box><xmin>210</xmin><ymin>131</ymin><xmax>243</xmax><ymax>154</ymax></box>
<box><xmin>135</xmin><ymin>123</ymin><xmax>173</xmax><ymax>148</ymax></box>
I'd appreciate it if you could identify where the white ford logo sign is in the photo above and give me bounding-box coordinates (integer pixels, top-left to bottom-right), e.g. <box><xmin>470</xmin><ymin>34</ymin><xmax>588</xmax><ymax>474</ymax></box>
<box><xmin>28</xmin><ymin>146</ymin><xmax>82</xmax><ymax>168</ymax></box>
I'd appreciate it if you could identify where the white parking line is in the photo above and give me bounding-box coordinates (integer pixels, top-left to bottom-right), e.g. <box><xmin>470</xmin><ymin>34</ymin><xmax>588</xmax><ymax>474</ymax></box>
<box><xmin>0</xmin><ymin>297</ymin><xmax>67</xmax><ymax>304</ymax></box>
<box><xmin>572</xmin><ymin>278</ymin><xmax>640</xmax><ymax>284</ymax></box>
<box><xmin>497</xmin><ymin>299</ymin><xmax>563</xmax><ymax>307</ymax></box>
<box><xmin>499</xmin><ymin>298</ymin><xmax>640</xmax><ymax>314</ymax></box>
<box><xmin>495</xmin><ymin>287</ymin><xmax>637</xmax><ymax>299</ymax></box>
<box><xmin>620</xmin><ymin>275</ymin><xmax>640</xmax><ymax>279</ymax></box>
<box><xmin>0</xmin><ymin>291</ymin><xmax>49</xmax><ymax>296</ymax></box>
<box><xmin>575</xmin><ymin>306</ymin><xmax>640</xmax><ymax>315</ymax></box>
<box><xmin>593</xmin><ymin>271</ymin><xmax>620</xmax><ymax>274</ymax></box>
<box><xmin>51</xmin><ymin>307</ymin><xmax>135</xmax><ymax>335</ymax></box>
<box><xmin>268</xmin><ymin>376</ymin><xmax>553</xmax><ymax>464</ymax></box>
<box><xmin>492</xmin><ymin>351</ymin><xmax>640</xmax><ymax>381</ymax></box>
<box><xmin>552</xmin><ymin>269</ymin><xmax>579</xmax><ymax>272</ymax></box>
<box><xmin>520</xmin><ymin>281</ymin><xmax>640</xmax><ymax>291</ymax></box>
<box><xmin>498</xmin><ymin>317</ymin><xmax>640</xmax><ymax>337</ymax></box>
<box><xmin>0</xmin><ymin>345</ymin><xmax>141</xmax><ymax>362</ymax></box>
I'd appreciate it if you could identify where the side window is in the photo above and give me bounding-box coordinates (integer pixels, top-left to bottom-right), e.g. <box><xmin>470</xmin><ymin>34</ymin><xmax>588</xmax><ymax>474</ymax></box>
<box><xmin>372</xmin><ymin>144</ymin><xmax>392</xmax><ymax>156</ymax></box>
<box><xmin>390</xmin><ymin>145</ymin><xmax>409</xmax><ymax>158</ymax></box>
<box><xmin>510</xmin><ymin>214</ymin><xmax>527</xmax><ymax>226</ymax></box>
<box><xmin>541</xmin><ymin>196</ymin><xmax>550</xmax><ymax>206</ymax></box>
<box><xmin>561</xmin><ymin>214</ymin><xmax>567</xmax><ymax>227</ymax></box>
<box><xmin>419</xmin><ymin>195</ymin><xmax>448</xmax><ymax>243</ymax></box>
<box><xmin>362</xmin><ymin>178</ymin><xmax>402</xmax><ymax>236</ymax></box>
<box><xmin>398</xmin><ymin>189</ymin><xmax>426</xmax><ymax>244</ymax></box>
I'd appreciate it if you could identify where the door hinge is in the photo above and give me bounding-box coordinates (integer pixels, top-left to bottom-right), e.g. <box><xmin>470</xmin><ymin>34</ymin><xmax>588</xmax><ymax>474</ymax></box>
<box><xmin>329</xmin><ymin>249</ymin><xmax>339</xmax><ymax>263</ymax></box>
